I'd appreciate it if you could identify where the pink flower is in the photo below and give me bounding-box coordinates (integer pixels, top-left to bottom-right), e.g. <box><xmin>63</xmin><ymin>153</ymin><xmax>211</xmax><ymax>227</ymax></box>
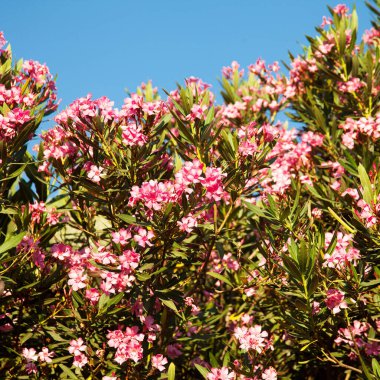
<box><xmin>119</xmin><ymin>249</ymin><xmax>140</xmax><ymax>272</ymax></box>
<box><xmin>112</xmin><ymin>229</ymin><xmax>131</xmax><ymax>245</ymax></box>
<box><xmin>342</xmin><ymin>188</ymin><xmax>360</xmax><ymax>200</ymax></box>
<box><xmin>51</xmin><ymin>243</ymin><xmax>73</xmax><ymax>261</ymax></box>
<box><xmin>233</xmin><ymin>325</ymin><xmax>268</xmax><ymax>353</ymax></box>
<box><xmin>325</xmin><ymin>289</ymin><xmax>348</xmax><ymax>314</ymax></box>
<box><xmin>321</xmin><ymin>16</ymin><xmax>333</xmax><ymax>28</ymax></box>
<box><xmin>186</xmin><ymin>104</ymin><xmax>207</xmax><ymax>121</ymax></box>
<box><xmin>356</xmin><ymin>200</ymin><xmax>378</xmax><ymax>228</ymax></box>
<box><xmin>129</xmin><ymin>180</ymin><xmax>177</xmax><ymax>211</ymax></box>
<box><xmin>107</xmin><ymin>326</ymin><xmax>144</xmax><ymax>364</ymax></box>
<box><xmin>120</xmin><ymin>122</ymin><xmax>147</xmax><ymax>147</ymax></box>
<box><xmin>29</xmin><ymin>201</ymin><xmax>46</xmax><ymax>223</ymax></box>
<box><xmin>363</xmin><ymin>28</ymin><xmax>380</xmax><ymax>46</ymax></box>
<box><xmin>175</xmin><ymin>159</ymin><xmax>204</xmax><ymax>187</ymax></box>
<box><xmin>222</xmin><ymin>253</ymin><xmax>240</xmax><ymax>271</ymax></box>
<box><xmin>311</xmin><ymin>301</ymin><xmax>321</xmax><ymax>315</ymax></box>
<box><xmin>67</xmin><ymin>268</ymin><xmax>87</xmax><ymax>291</ymax></box>
<box><xmin>0</xmin><ymin>32</ymin><xmax>6</xmax><ymax>49</ymax></box>
<box><xmin>85</xmin><ymin>288</ymin><xmax>100</xmax><ymax>304</ymax></box>
<box><xmin>22</xmin><ymin>348</ymin><xmax>38</xmax><ymax>362</ymax></box>
<box><xmin>262</xmin><ymin>367</ymin><xmax>277</xmax><ymax>380</ymax></box>
<box><xmin>25</xmin><ymin>362</ymin><xmax>38</xmax><ymax>374</ymax></box>
<box><xmin>73</xmin><ymin>352</ymin><xmax>88</xmax><ymax>368</ymax></box>
<box><xmin>200</xmin><ymin>167</ymin><xmax>227</xmax><ymax>201</ymax></box>
<box><xmin>68</xmin><ymin>338</ymin><xmax>87</xmax><ymax>356</ymax></box>
<box><xmin>133</xmin><ymin>228</ymin><xmax>154</xmax><ymax>248</ymax></box>
<box><xmin>86</xmin><ymin>164</ymin><xmax>104</xmax><ymax>184</ymax></box>
<box><xmin>323</xmin><ymin>232</ymin><xmax>360</xmax><ymax>269</ymax></box>
<box><xmin>333</xmin><ymin>4</ymin><xmax>349</xmax><ymax>16</ymax></box>
<box><xmin>338</xmin><ymin>78</ymin><xmax>365</xmax><ymax>93</ymax></box>
<box><xmin>331</xmin><ymin>181</ymin><xmax>341</xmax><ymax>191</ymax></box>
<box><xmin>167</xmin><ymin>344</ymin><xmax>182</xmax><ymax>359</ymax></box>
<box><xmin>38</xmin><ymin>347</ymin><xmax>54</xmax><ymax>363</ymax></box>
<box><xmin>222</xmin><ymin>61</ymin><xmax>244</xmax><ymax>79</ymax></box>
<box><xmin>335</xmin><ymin>320</ymin><xmax>369</xmax><ymax>347</ymax></box>
<box><xmin>207</xmin><ymin>367</ymin><xmax>235</xmax><ymax>380</ymax></box>
<box><xmin>301</xmin><ymin>131</ymin><xmax>324</xmax><ymax>147</ymax></box>
<box><xmin>365</xmin><ymin>342</ymin><xmax>380</xmax><ymax>356</ymax></box>
<box><xmin>177</xmin><ymin>215</ymin><xmax>198</xmax><ymax>233</ymax></box>
<box><xmin>151</xmin><ymin>354</ymin><xmax>168</xmax><ymax>371</ymax></box>
<box><xmin>46</xmin><ymin>209</ymin><xmax>64</xmax><ymax>225</ymax></box>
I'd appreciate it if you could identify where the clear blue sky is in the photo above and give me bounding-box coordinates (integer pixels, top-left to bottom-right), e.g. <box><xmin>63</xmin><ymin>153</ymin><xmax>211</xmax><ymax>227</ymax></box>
<box><xmin>2</xmin><ymin>0</ymin><xmax>375</xmax><ymax>119</ymax></box>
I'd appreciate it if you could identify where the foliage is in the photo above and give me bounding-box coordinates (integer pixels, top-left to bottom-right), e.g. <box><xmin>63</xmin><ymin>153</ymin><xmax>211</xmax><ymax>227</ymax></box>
<box><xmin>1</xmin><ymin>3</ymin><xmax>380</xmax><ymax>379</ymax></box>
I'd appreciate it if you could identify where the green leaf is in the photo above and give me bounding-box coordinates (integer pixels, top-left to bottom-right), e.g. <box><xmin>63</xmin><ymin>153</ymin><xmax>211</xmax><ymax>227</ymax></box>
<box><xmin>338</xmin><ymin>17</ymin><xmax>347</xmax><ymax>56</ymax></box>
<box><xmin>281</xmin><ymin>255</ymin><xmax>303</xmax><ymax>282</ymax></box>
<box><xmin>359</xmin><ymin>355</ymin><xmax>374</xmax><ymax>380</ymax></box>
<box><xmin>243</xmin><ymin>201</ymin><xmax>267</xmax><ymax>218</ymax></box>
<box><xmin>46</xmin><ymin>330</ymin><xmax>68</xmax><ymax>342</ymax></box>
<box><xmin>59</xmin><ymin>364</ymin><xmax>79</xmax><ymax>379</ymax></box>
<box><xmin>209</xmin><ymin>352</ymin><xmax>219</xmax><ymax>368</ymax></box>
<box><xmin>328</xmin><ymin>207</ymin><xmax>356</xmax><ymax>234</ymax></box>
<box><xmin>223</xmin><ymin>351</ymin><xmax>230</xmax><ymax>367</ymax></box>
<box><xmin>168</xmin><ymin>362</ymin><xmax>175</xmax><ymax>380</ymax></box>
<box><xmin>207</xmin><ymin>271</ymin><xmax>233</xmax><ymax>287</ymax></box>
<box><xmin>194</xmin><ymin>364</ymin><xmax>209</xmax><ymax>379</ymax></box>
<box><xmin>20</xmin><ymin>332</ymin><xmax>33</xmax><ymax>345</ymax></box>
<box><xmin>300</xmin><ymin>340</ymin><xmax>317</xmax><ymax>351</ymax></box>
<box><xmin>117</xmin><ymin>214</ymin><xmax>136</xmax><ymax>225</ymax></box>
<box><xmin>136</xmin><ymin>272</ymin><xmax>151</xmax><ymax>281</ymax></box>
<box><xmin>358</xmin><ymin>164</ymin><xmax>374</xmax><ymax>205</ymax></box>
<box><xmin>106</xmin><ymin>292</ymin><xmax>124</xmax><ymax>309</ymax></box>
<box><xmin>50</xmin><ymin>355</ymin><xmax>73</xmax><ymax>364</ymax></box>
<box><xmin>372</xmin><ymin>358</ymin><xmax>380</xmax><ymax>377</ymax></box>
<box><xmin>160</xmin><ymin>298</ymin><xmax>180</xmax><ymax>314</ymax></box>
<box><xmin>72</xmin><ymin>291</ymin><xmax>84</xmax><ymax>306</ymax></box>
<box><xmin>351</xmin><ymin>8</ymin><xmax>358</xmax><ymax>33</ymax></box>
<box><xmin>360</xmin><ymin>278</ymin><xmax>380</xmax><ymax>290</ymax></box>
<box><xmin>0</xmin><ymin>232</ymin><xmax>26</xmax><ymax>255</ymax></box>
<box><xmin>98</xmin><ymin>293</ymin><xmax>110</xmax><ymax>314</ymax></box>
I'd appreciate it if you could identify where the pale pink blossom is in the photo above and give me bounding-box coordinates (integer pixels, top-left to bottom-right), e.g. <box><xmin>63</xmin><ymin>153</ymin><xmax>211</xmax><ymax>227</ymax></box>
<box><xmin>177</xmin><ymin>215</ymin><xmax>198</xmax><ymax>233</ymax></box>
<box><xmin>262</xmin><ymin>367</ymin><xmax>277</xmax><ymax>380</ymax></box>
<box><xmin>86</xmin><ymin>164</ymin><xmax>104</xmax><ymax>184</ymax></box>
<box><xmin>22</xmin><ymin>348</ymin><xmax>38</xmax><ymax>362</ymax></box>
<box><xmin>112</xmin><ymin>229</ymin><xmax>131</xmax><ymax>245</ymax></box>
<box><xmin>151</xmin><ymin>354</ymin><xmax>168</xmax><ymax>371</ymax></box>
<box><xmin>312</xmin><ymin>208</ymin><xmax>322</xmax><ymax>219</ymax></box>
<box><xmin>133</xmin><ymin>228</ymin><xmax>154</xmax><ymax>248</ymax></box>
<box><xmin>207</xmin><ymin>367</ymin><xmax>235</xmax><ymax>380</ymax></box>
<box><xmin>68</xmin><ymin>338</ymin><xmax>87</xmax><ymax>356</ymax></box>
<box><xmin>85</xmin><ymin>288</ymin><xmax>100</xmax><ymax>304</ymax></box>
<box><xmin>67</xmin><ymin>268</ymin><xmax>87</xmax><ymax>291</ymax></box>
<box><xmin>323</xmin><ymin>232</ymin><xmax>360</xmax><ymax>269</ymax></box>
<box><xmin>234</xmin><ymin>325</ymin><xmax>269</xmax><ymax>353</ymax></box>
<box><xmin>38</xmin><ymin>347</ymin><xmax>54</xmax><ymax>363</ymax></box>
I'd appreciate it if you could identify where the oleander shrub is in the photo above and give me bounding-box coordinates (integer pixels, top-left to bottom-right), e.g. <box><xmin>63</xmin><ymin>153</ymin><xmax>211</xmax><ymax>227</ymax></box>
<box><xmin>1</xmin><ymin>2</ymin><xmax>380</xmax><ymax>379</ymax></box>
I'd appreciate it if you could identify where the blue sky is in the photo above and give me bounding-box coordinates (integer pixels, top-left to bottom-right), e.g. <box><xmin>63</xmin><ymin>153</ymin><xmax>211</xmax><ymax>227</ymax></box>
<box><xmin>2</xmin><ymin>0</ymin><xmax>375</xmax><ymax>119</ymax></box>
